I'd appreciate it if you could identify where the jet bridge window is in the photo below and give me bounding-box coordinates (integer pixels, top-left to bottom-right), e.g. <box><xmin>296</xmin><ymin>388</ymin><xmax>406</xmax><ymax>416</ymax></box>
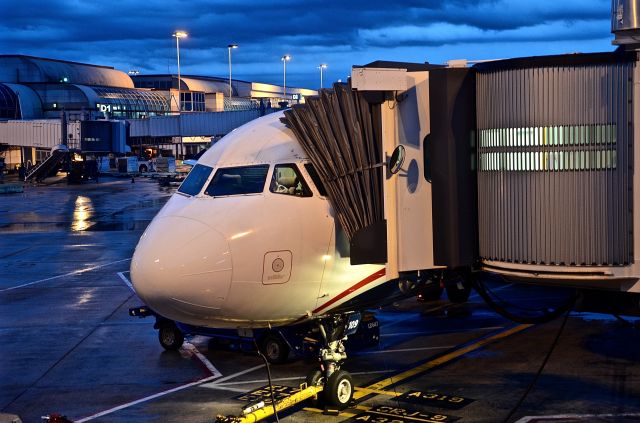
<box><xmin>270</xmin><ymin>164</ymin><xmax>312</xmax><ymax>197</ymax></box>
<box><xmin>178</xmin><ymin>164</ymin><xmax>213</xmax><ymax>196</ymax></box>
<box><xmin>205</xmin><ymin>164</ymin><xmax>269</xmax><ymax>196</ymax></box>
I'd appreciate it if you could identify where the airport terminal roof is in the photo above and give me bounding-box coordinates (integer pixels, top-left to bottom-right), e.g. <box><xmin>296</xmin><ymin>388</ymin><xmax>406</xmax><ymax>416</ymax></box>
<box><xmin>180</xmin><ymin>76</ymin><xmax>234</xmax><ymax>95</ymax></box>
<box><xmin>0</xmin><ymin>55</ymin><xmax>134</xmax><ymax>89</ymax></box>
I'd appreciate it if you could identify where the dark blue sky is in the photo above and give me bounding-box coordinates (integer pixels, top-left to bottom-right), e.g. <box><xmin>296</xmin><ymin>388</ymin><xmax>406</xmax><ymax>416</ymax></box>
<box><xmin>0</xmin><ymin>0</ymin><xmax>614</xmax><ymax>90</ymax></box>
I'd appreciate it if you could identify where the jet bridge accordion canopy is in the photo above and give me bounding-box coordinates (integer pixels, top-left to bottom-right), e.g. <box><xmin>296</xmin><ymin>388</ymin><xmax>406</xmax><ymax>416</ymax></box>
<box><xmin>475</xmin><ymin>52</ymin><xmax>636</xmax><ymax>266</ymax></box>
<box><xmin>283</xmin><ymin>83</ymin><xmax>385</xmax><ymax>262</ymax></box>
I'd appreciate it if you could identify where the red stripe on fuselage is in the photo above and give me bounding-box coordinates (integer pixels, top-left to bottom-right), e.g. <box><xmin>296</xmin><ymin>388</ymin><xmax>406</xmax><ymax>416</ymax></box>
<box><xmin>312</xmin><ymin>268</ymin><xmax>386</xmax><ymax>314</ymax></box>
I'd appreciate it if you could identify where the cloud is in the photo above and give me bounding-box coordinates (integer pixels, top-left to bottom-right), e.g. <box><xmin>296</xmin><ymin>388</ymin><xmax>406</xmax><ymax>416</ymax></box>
<box><xmin>359</xmin><ymin>19</ymin><xmax>610</xmax><ymax>47</ymax></box>
<box><xmin>0</xmin><ymin>0</ymin><xmax>615</xmax><ymax>89</ymax></box>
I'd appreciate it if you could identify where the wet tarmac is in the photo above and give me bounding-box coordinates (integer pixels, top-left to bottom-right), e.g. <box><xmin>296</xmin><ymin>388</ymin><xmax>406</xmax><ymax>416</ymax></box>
<box><xmin>1</xmin><ymin>177</ymin><xmax>640</xmax><ymax>423</ymax></box>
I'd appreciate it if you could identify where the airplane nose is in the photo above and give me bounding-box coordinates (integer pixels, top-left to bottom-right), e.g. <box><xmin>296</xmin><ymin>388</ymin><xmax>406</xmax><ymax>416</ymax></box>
<box><xmin>131</xmin><ymin>216</ymin><xmax>232</xmax><ymax>323</ymax></box>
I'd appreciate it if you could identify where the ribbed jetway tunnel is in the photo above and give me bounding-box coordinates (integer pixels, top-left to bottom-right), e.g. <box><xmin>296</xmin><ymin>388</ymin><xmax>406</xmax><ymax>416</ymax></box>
<box><xmin>475</xmin><ymin>51</ymin><xmax>636</xmax><ymax>271</ymax></box>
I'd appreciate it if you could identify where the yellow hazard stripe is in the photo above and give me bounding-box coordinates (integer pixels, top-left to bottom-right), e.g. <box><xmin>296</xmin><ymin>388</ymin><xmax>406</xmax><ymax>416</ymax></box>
<box><xmin>355</xmin><ymin>387</ymin><xmax>402</xmax><ymax>397</ymax></box>
<box><xmin>354</xmin><ymin>324</ymin><xmax>531</xmax><ymax>399</ymax></box>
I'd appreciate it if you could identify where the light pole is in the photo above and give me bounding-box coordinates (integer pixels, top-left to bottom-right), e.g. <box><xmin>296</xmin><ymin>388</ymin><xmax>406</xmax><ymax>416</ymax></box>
<box><xmin>228</xmin><ymin>44</ymin><xmax>238</xmax><ymax>98</ymax></box>
<box><xmin>281</xmin><ymin>55</ymin><xmax>291</xmax><ymax>98</ymax></box>
<box><xmin>318</xmin><ymin>63</ymin><xmax>327</xmax><ymax>89</ymax></box>
<box><xmin>173</xmin><ymin>30</ymin><xmax>187</xmax><ymax>161</ymax></box>
<box><xmin>172</xmin><ymin>31</ymin><xmax>188</xmax><ymax>112</ymax></box>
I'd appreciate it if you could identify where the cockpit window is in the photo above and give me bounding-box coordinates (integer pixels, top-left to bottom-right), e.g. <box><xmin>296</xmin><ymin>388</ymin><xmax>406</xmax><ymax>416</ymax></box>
<box><xmin>178</xmin><ymin>164</ymin><xmax>214</xmax><ymax>196</ymax></box>
<box><xmin>269</xmin><ymin>164</ymin><xmax>312</xmax><ymax>197</ymax></box>
<box><xmin>303</xmin><ymin>163</ymin><xmax>327</xmax><ymax>197</ymax></box>
<box><xmin>205</xmin><ymin>164</ymin><xmax>269</xmax><ymax>196</ymax></box>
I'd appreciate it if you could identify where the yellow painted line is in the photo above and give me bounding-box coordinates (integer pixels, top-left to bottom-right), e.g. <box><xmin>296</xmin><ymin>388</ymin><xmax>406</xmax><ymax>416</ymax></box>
<box><xmin>355</xmin><ymin>387</ymin><xmax>402</xmax><ymax>397</ymax></box>
<box><xmin>303</xmin><ymin>404</ymin><xmax>369</xmax><ymax>417</ymax></box>
<box><xmin>354</xmin><ymin>324</ymin><xmax>531</xmax><ymax>399</ymax></box>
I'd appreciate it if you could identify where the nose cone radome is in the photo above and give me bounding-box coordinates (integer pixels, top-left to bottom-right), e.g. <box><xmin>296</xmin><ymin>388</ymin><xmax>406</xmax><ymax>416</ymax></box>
<box><xmin>131</xmin><ymin>216</ymin><xmax>232</xmax><ymax>323</ymax></box>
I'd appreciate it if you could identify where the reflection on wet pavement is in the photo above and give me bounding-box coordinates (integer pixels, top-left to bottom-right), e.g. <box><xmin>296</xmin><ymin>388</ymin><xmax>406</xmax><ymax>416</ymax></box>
<box><xmin>0</xmin><ymin>177</ymin><xmax>173</xmax><ymax>233</ymax></box>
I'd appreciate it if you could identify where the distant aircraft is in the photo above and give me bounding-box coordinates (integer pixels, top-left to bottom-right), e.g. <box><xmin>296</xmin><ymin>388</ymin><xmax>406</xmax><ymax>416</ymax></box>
<box><xmin>130</xmin><ymin>111</ymin><xmax>409</xmax><ymax>407</ymax></box>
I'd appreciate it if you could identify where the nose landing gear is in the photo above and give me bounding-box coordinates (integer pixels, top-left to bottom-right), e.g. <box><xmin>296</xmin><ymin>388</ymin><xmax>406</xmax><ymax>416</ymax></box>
<box><xmin>307</xmin><ymin>312</ymin><xmax>361</xmax><ymax>408</ymax></box>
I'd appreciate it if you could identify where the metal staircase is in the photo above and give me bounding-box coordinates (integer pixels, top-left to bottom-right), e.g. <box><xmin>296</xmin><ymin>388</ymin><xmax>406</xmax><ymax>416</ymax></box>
<box><xmin>24</xmin><ymin>144</ymin><xmax>69</xmax><ymax>182</ymax></box>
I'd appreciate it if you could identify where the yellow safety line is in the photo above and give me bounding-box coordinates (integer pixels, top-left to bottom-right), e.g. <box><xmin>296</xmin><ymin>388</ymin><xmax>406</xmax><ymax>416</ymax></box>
<box><xmin>355</xmin><ymin>387</ymin><xmax>402</xmax><ymax>397</ymax></box>
<box><xmin>354</xmin><ymin>324</ymin><xmax>531</xmax><ymax>399</ymax></box>
<box><xmin>303</xmin><ymin>404</ymin><xmax>369</xmax><ymax>416</ymax></box>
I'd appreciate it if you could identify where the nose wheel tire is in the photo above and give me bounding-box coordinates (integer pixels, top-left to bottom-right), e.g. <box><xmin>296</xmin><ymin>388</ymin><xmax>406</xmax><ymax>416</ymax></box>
<box><xmin>158</xmin><ymin>321</ymin><xmax>184</xmax><ymax>351</ymax></box>
<box><xmin>324</xmin><ymin>370</ymin><xmax>353</xmax><ymax>408</ymax></box>
<box><xmin>260</xmin><ymin>333</ymin><xmax>290</xmax><ymax>364</ymax></box>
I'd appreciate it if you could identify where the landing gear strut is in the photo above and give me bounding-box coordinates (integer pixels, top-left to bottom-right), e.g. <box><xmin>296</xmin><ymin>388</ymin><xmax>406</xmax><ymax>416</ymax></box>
<box><xmin>307</xmin><ymin>312</ymin><xmax>360</xmax><ymax>408</ymax></box>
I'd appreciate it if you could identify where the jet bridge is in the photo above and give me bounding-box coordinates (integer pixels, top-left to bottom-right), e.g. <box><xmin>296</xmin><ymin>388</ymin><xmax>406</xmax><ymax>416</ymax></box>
<box><xmin>284</xmin><ymin>61</ymin><xmax>477</xmax><ymax>287</ymax></box>
<box><xmin>283</xmin><ymin>47</ymin><xmax>640</xmax><ymax>303</ymax></box>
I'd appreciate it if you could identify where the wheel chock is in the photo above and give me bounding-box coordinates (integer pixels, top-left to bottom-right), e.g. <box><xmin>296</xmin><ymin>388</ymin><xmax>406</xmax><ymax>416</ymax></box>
<box><xmin>322</xmin><ymin>407</ymin><xmax>340</xmax><ymax>415</ymax></box>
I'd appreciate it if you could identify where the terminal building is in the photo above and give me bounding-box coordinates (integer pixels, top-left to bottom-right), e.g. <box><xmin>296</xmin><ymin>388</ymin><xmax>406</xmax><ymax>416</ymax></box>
<box><xmin>0</xmin><ymin>55</ymin><xmax>316</xmax><ymax>174</ymax></box>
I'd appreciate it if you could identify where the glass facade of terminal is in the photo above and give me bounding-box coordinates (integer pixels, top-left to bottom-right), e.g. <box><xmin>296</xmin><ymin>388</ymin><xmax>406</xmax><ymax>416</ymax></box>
<box><xmin>93</xmin><ymin>86</ymin><xmax>169</xmax><ymax>118</ymax></box>
<box><xmin>0</xmin><ymin>84</ymin><xmax>19</xmax><ymax>119</ymax></box>
<box><xmin>180</xmin><ymin>92</ymin><xmax>205</xmax><ymax>112</ymax></box>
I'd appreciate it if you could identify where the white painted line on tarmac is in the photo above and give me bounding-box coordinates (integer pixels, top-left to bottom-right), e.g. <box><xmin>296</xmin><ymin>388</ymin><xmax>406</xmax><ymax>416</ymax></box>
<box><xmin>199</xmin><ymin>364</ymin><xmax>272</xmax><ymax>389</ymax></box>
<box><xmin>116</xmin><ymin>271</ymin><xmax>134</xmax><ymax>291</ymax></box>
<box><xmin>182</xmin><ymin>341</ymin><xmax>222</xmax><ymax>378</ymax></box>
<box><xmin>0</xmin><ymin>258</ymin><xmax>132</xmax><ymax>292</ymax></box>
<box><xmin>75</xmin><ymin>374</ymin><xmax>220</xmax><ymax>422</ymax></box>
<box><xmin>516</xmin><ymin>413</ymin><xmax>640</xmax><ymax>422</ymax></box>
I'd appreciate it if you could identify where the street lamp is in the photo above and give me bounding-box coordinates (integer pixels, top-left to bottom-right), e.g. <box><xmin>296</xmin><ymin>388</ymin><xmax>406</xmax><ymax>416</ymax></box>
<box><xmin>228</xmin><ymin>44</ymin><xmax>238</xmax><ymax>98</ymax></box>
<box><xmin>318</xmin><ymin>63</ymin><xmax>327</xmax><ymax>89</ymax></box>
<box><xmin>281</xmin><ymin>55</ymin><xmax>291</xmax><ymax>98</ymax></box>
<box><xmin>172</xmin><ymin>30</ymin><xmax>188</xmax><ymax>112</ymax></box>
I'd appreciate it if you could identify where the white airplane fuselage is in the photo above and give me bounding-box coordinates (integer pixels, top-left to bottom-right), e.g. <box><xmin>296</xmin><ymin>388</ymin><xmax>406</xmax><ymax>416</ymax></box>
<box><xmin>131</xmin><ymin>112</ymin><xmax>387</xmax><ymax>329</ymax></box>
